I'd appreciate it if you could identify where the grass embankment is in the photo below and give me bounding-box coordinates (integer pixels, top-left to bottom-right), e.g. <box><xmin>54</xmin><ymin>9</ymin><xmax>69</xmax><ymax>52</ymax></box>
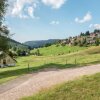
<box><xmin>0</xmin><ymin>46</ymin><xmax>100</xmax><ymax>84</ymax></box>
<box><xmin>22</xmin><ymin>73</ymin><xmax>100</xmax><ymax>100</ymax></box>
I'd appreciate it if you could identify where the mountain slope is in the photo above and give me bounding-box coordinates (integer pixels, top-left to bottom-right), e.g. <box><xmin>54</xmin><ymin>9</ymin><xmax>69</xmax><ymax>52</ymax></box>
<box><xmin>24</xmin><ymin>39</ymin><xmax>59</xmax><ymax>48</ymax></box>
<box><xmin>9</xmin><ymin>39</ymin><xmax>29</xmax><ymax>50</ymax></box>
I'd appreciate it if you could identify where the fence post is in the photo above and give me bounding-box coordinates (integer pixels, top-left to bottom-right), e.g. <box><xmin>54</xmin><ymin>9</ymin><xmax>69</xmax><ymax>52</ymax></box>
<box><xmin>66</xmin><ymin>59</ymin><xmax>67</xmax><ymax>64</ymax></box>
<box><xmin>75</xmin><ymin>58</ymin><xmax>77</xmax><ymax>64</ymax></box>
<box><xmin>28</xmin><ymin>62</ymin><xmax>30</xmax><ymax>71</ymax></box>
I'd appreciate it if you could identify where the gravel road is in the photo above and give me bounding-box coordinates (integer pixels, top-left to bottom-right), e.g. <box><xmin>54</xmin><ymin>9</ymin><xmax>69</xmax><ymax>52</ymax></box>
<box><xmin>0</xmin><ymin>64</ymin><xmax>100</xmax><ymax>100</ymax></box>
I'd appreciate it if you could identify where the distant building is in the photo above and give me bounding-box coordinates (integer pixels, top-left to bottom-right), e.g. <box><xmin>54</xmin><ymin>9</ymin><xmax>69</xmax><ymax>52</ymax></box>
<box><xmin>96</xmin><ymin>32</ymin><xmax>100</xmax><ymax>38</ymax></box>
<box><xmin>61</xmin><ymin>40</ymin><xmax>67</xmax><ymax>44</ymax></box>
<box><xmin>90</xmin><ymin>33</ymin><xmax>96</xmax><ymax>37</ymax></box>
<box><xmin>86</xmin><ymin>37</ymin><xmax>96</xmax><ymax>44</ymax></box>
<box><xmin>0</xmin><ymin>51</ymin><xmax>17</xmax><ymax>68</ymax></box>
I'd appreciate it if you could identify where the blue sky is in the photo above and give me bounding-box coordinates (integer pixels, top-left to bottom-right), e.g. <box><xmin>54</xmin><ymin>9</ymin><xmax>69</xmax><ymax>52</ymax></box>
<box><xmin>6</xmin><ymin>0</ymin><xmax>100</xmax><ymax>42</ymax></box>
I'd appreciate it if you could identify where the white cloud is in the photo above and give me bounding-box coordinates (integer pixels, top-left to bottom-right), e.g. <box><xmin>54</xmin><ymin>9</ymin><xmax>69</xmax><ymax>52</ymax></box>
<box><xmin>10</xmin><ymin>0</ymin><xmax>38</xmax><ymax>19</ymax></box>
<box><xmin>89</xmin><ymin>24</ymin><xmax>100</xmax><ymax>29</ymax></box>
<box><xmin>8</xmin><ymin>0</ymin><xmax>67</xmax><ymax>19</ymax></box>
<box><xmin>42</xmin><ymin>0</ymin><xmax>66</xmax><ymax>9</ymax></box>
<box><xmin>50</xmin><ymin>21</ymin><xmax>60</xmax><ymax>25</ymax></box>
<box><xmin>75</xmin><ymin>12</ymin><xmax>92</xmax><ymax>23</ymax></box>
<box><xmin>28</xmin><ymin>7</ymin><xmax>34</xmax><ymax>18</ymax></box>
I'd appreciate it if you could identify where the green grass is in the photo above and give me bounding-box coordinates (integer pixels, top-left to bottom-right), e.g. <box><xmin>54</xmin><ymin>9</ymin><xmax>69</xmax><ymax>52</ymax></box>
<box><xmin>31</xmin><ymin>45</ymin><xmax>87</xmax><ymax>56</ymax></box>
<box><xmin>22</xmin><ymin>73</ymin><xmax>100</xmax><ymax>100</ymax></box>
<box><xmin>0</xmin><ymin>46</ymin><xmax>100</xmax><ymax>84</ymax></box>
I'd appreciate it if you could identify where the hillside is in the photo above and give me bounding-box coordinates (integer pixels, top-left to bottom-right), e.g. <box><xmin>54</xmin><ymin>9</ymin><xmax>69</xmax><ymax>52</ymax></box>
<box><xmin>24</xmin><ymin>30</ymin><xmax>100</xmax><ymax>49</ymax></box>
<box><xmin>60</xmin><ymin>30</ymin><xmax>100</xmax><ymax>47</ymax></box>
<box><xmin>9</xmin><ymin>38</ymin><xmax>29</xmax><ymax>50</ymax></box>
<box><xmin>24</xmin><ymin>39</ymin><xmax>59</xmax><ymax>48</ymax></box>
<box><xmin>31</xmin><ymin>45</ymin><xmax>87</xmax><ymax>56</ymax></box>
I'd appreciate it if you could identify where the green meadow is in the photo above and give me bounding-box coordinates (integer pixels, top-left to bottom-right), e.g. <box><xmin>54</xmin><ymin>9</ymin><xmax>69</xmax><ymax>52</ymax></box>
<box><xmin>0</xmin><ymin>45</ymin><xmax>100</xmax><ymax>84</ymax></box>
<box><xmin>31</xmin><ymin>45</ymin><xmax>87</xmax><ymax>56</ymax></box>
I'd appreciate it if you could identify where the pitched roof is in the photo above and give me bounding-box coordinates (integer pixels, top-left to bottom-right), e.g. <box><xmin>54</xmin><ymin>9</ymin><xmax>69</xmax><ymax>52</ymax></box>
<box><xmin>0</xmin><ymin>51</ymin><xmax>17</xmax><ymax>63</ymax></box>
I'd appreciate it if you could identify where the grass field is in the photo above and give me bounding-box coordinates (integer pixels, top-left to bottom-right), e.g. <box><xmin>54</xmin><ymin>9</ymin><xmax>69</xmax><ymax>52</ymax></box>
<box><xmin>0</xmin><ymin>46</ymin><xmax>100</xmax><ymax>84</ymax></box>
<box><xmin>22</xmin><ymin>73</ymin><xmax>100</xmax><ymax>100</ymax></box>
<box><xmin>31</xmin><ymin>45</ymin><xmax>87</xmax><ymax>56</ymax></box>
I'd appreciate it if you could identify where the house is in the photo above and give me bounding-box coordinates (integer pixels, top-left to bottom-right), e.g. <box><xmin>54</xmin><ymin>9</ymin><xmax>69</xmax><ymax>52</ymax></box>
<box><xmin>61</xmin><ymin>40</ymin><xmax>67</xmax><ymax>45</ymax></box>
<box><xmin>96</xmin><ymin>32</ymin><xmax>100</xmax><ymax>38</ymax></box>
<box><xmin>0</xmin><ymin>51</ymin><xmax>17</xmax><ymax>68</ymax></box>
<box><xmin>90</xmin><ymin>33</ymin><xmax>96</xmax><ymax>38</ymax></box>
<box><xmin>86</xmin><ymin>37</ymin><xmax>96</xmax><ymax>44</ymax></box>
<box><xmin>18</xmin><ymin>51</ymin><xmax>29</xmax><ymax>56</ymax></box>
<box><xmin>69</xmin><ymin>38</ymin><xmax>75</xmax><ymax>45</ymax></box>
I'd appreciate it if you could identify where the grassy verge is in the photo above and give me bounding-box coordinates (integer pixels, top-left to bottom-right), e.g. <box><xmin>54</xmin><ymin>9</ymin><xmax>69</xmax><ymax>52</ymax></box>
<box><xmin>22</xmin><ymin>73</ymin><xmax>100</xmax><ymax>100</ymax></box>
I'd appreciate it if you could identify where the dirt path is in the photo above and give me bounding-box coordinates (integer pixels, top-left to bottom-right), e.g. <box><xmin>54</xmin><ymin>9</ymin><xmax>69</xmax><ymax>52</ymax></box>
<box><xmin>0</xmin><ymin>64</ymin><xmax>100</xmax><ymax>100</ymax></box>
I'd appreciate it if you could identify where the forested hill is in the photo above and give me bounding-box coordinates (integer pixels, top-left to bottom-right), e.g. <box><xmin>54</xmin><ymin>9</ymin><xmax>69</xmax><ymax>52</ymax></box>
<box><xmin>24</xmin><ymin>39</ymin><xmax>59</xmax><ymax>48</ymax></box>
<box><xmin>9</xmin><ymin>38</ymin><xmax>29</xmax><ymax>50</ymax></box>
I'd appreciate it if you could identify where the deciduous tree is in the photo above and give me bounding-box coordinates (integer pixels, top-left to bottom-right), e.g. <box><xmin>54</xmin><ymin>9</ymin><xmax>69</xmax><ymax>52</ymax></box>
<box><xmin>0</xmin><ymin>0</ymin><xmax>9</xmax><ymax>52</ymax></box>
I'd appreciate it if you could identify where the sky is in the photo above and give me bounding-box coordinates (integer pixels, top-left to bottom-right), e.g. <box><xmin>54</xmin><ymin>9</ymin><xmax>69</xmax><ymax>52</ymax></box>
<box><xmin>5</xmin><ymin>0</ymin><xmax>100</xmax><ymax>43</ymax></box>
